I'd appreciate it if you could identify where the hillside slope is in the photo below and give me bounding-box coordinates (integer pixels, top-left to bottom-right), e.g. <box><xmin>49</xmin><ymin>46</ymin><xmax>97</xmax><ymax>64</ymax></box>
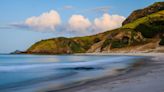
<box><xmin>122</xmin><ymin>2</ymin><xmax>164</xmax><ymax>25</ymax></box>
<box><xmin>25</xmin><ymin>2</ymin><xmax>164</xmax><ymax>54</ymax></box>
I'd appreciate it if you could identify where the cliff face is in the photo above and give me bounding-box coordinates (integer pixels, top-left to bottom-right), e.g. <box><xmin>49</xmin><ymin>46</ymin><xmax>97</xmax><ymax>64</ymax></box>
<box><xmin>87</xmin><ymin>29</ymin><xmax>144</xmax><ymax>53</ymax></box>
<box><xmin>25</xmin><ymin>2</ymin><xmax>164</xmax><ymax>54</ymax></box>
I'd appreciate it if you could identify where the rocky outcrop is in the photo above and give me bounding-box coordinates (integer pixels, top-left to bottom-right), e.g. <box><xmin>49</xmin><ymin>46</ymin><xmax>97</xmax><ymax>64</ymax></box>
<box><xmin>87</xmin><ymin>29</ymin><xmax>144</xmax><ymax>53</ymax></box>
<box><xmin>10</xmin><ymin>50</ymin><xmax>24</xmax><ymax>54</ymax></box>
<box><xmin>122</xmin><ymin>2</ymin><xmax>164</xmax><ymax>25</ymax></box>
<box><xmin>87</xmin><ymin>40</ymin><xmax>105</xmax><ymax>53</ymax></box>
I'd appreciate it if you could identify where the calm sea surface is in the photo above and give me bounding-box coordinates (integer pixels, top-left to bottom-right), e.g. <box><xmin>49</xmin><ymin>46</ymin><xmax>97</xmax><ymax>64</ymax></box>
<box><xmin>0</xmin><ymin>54</ymin><xmax>144</xmax><ymax>92</ymax></box>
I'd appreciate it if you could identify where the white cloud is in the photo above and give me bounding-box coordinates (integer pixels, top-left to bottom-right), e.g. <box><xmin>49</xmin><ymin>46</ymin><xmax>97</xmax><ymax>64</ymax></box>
<box><xmin>93</xmin><ymin>13</ymin><xmax>125</xmax><ymax>32</ymax></box>
<box><xmin>68</xmin><ymin>14</ymin><xmax>91</xmax><ymax>33</ymax></box>
<box><xmin>11</xmin><ymin>10</ymin><xmax>125</xmax><ymax>36</ymax></box>
<box><xmin>67</xmin><ymin>13</ymin><xmax>125</xmax><ymax>36</ymax></box>
<box><xmin>25</xmin><ymin>10</ymin><xmax>61</xmax><ymax>31</ymax></box>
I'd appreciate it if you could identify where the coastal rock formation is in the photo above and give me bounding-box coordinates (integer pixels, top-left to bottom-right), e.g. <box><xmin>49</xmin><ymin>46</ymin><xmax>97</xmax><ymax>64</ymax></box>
<box><xmin>88</xmin><ymin>29</ymin><xmax>144</xmax><ymax>53</ymax></box>
<box><xmin>24</xmin><ymin>2</ymin><xmax>164</xmax><ymax>54</ymax></box>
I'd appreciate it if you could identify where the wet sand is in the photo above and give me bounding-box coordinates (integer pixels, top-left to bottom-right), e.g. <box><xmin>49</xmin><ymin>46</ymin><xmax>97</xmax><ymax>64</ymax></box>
<box><xmin>48</xmin><ymin>53</ymin><xmax>164</xmax><ymax>92</ymax></box>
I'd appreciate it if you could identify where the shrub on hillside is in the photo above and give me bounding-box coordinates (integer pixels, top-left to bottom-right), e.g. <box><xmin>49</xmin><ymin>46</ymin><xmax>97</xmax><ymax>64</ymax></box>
<box><xmin>159</xmin><ymin>37</ymin><xmax>164</xmax><ymax>45</ymax></box>
<box><xmin>135</xmin><ymin>23</ymin><xmax>157</xmax><ymax>38</ymax></box>
<box><xmin>111</xmin><ymin>40</ymin><xmax>128</xmax><ymax>48</ymax></box>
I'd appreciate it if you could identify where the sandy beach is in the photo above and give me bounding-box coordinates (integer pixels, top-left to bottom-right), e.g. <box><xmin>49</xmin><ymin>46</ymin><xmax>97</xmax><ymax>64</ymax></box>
<box><xmin>49</xmin><ymin>53</ymin><xmax>164</xmax><ymax>92</ymax></box>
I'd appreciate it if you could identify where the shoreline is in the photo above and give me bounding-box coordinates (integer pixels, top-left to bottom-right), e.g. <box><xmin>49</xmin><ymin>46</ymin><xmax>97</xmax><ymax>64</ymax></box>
<box><xmin>8</xmin><ymin>52</ymin><xmax>164</xmax><ymax>57</ymax></box>
<box><xmin>47</xmin><ymin>53</ymin><xmax>164</xmax><ymax>92</ymax></box>
<box><xmin>74</xmin><ymin>52</ymin><xmax>164</xmax><ymax>56</ymax></box>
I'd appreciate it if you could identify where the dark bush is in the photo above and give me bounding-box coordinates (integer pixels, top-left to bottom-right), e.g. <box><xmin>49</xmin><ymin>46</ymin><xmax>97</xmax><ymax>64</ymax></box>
<box><xmin>102</xmin><ymin>39</ymin><xmax>111</xmax><ymax>49</ymax></box>
<box><xmin>135</xmin><ymin>20</ymin><xmax>164</xmax><ymax>38</ymax></box>
<box><xmin>122</xmin><ymin>37</ymin><xmax>129</xmax><ymax>44</ymax></box>
<box><xmin>111</xmin><ymin>40</ymin><xmax>128</xmax><ymax>48</ymax></box>
<box><xmin>159</xmin><ymin>37</ymin><xmax>164</xmax><ymax>45</ymax></box>
<box><xmin>135</xmin><ymin>23</ymin><xmax>157</xmax><ymax>38</ymax></box>
<box><xmin>93</xmin><ymin>38</ymin><xmax>101</xmax><ymax>43</ymax></box>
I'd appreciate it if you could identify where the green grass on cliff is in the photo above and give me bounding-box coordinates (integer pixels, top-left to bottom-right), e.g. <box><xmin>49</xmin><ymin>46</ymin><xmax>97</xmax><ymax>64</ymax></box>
<box><xmin>123</xmin><ymin>10</ymin><xmax>164</xmax><ymax>29</ymax></box>
<box><xmin>123</xmin><ymin>10</ymin><xmax>164</xmax><ymax>38</ymax></box>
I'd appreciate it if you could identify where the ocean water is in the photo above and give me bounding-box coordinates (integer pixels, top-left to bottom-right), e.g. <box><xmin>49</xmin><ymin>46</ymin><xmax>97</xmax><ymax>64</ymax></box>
<box><xmin>0</xmin><ymin>54</ymin><xmax>143</xmax><ymax>92</ymax></box>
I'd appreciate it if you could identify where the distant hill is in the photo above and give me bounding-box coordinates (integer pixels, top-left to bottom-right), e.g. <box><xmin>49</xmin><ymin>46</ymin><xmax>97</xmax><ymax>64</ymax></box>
<box><xmin>23</xmin><ymin>2</ymin><xmax>164</xmax><ymax>54</ymax></box>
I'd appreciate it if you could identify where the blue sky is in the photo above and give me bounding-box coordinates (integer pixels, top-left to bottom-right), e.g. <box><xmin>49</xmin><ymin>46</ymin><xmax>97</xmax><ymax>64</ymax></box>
<box><xmin>0</xmin><ymin>0</ymin><xmax>163</xmax><ymax>53</ymax></box>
